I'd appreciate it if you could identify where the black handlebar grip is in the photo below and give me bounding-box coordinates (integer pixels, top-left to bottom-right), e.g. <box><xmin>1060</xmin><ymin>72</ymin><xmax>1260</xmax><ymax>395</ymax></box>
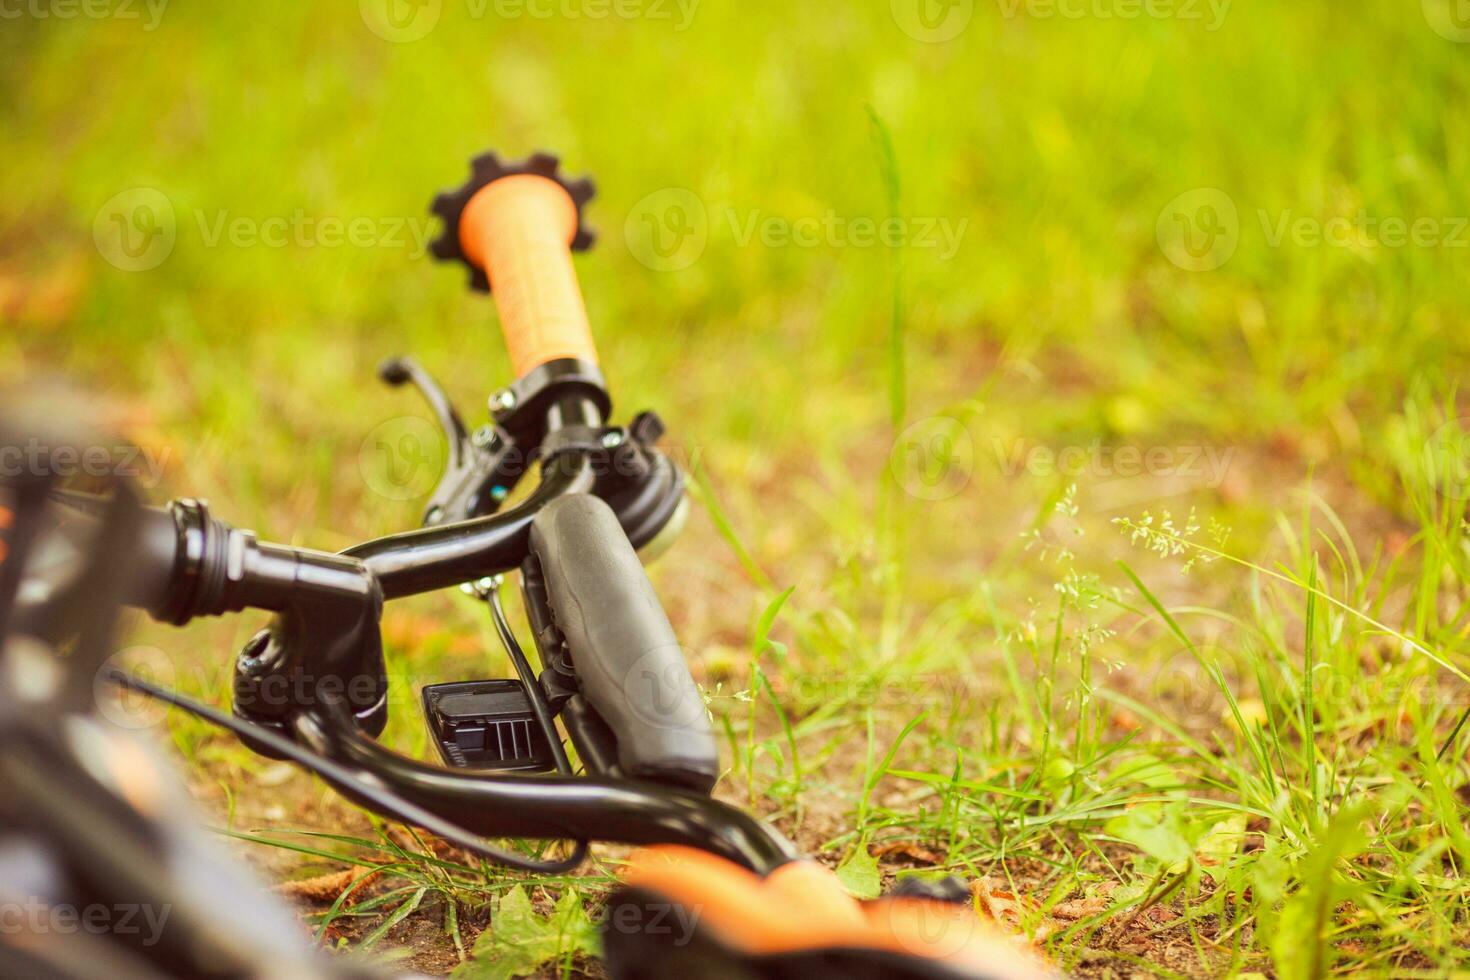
<box><xmin>530</xmin><ymin>495</ymin><xmax>718</xmax><ymax>793</ymax></box>
<box><xmin>40</xmin><ymin>491</ymin><xmax>180</xmax><ymax>614</ymax></box>
<box><xmin>133</xmin><ymin>504</ymin><xmax>183</xmax><ymax>613</ymax></box>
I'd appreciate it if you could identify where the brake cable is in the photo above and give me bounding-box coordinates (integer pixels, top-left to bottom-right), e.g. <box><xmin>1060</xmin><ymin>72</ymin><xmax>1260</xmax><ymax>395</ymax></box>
<box><xmin>102</xmin><ymin>668</ymin><xmax>588</xmax><ymax>875</ymax></box>
<box><xmin>469</xmin><ymin>574</ymin><xmax>576</xmax><ymax>774</ymax></box>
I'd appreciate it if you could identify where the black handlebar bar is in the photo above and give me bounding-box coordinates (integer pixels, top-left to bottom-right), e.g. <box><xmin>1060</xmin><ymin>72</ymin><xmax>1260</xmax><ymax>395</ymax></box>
<box><xmin>346</xmin><ymin>450</ymin><xmax>594</xmax><ymax>599</ymax></box>
<box><xmin>306</xmin><ymin>699</ymin><xmax>794</xmax><ymax>870</ymax></box>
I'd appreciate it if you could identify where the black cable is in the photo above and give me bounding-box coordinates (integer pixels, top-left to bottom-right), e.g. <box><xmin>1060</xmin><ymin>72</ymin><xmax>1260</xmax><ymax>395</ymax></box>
<box><xmin>484</xmin><ymin>579</ymin><xmax>576</xmax><ymax>776</ymax></box>
<box><xmin>102</xmin><ymin>668</ymin><xmax>587</xmax><ymax>875</ymax></box>
<box><xmin>479</xmin><ymin>579</ymin><xmax>592</xmax><ymax>871</ymax></box>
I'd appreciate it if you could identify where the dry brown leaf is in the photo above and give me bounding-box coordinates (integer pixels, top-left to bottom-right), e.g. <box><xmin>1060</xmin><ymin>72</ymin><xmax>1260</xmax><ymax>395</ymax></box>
<box><xmin>872</xmin><ymin>840</ymin><xmax>944</xmax><ymax>865</ymax></box>
<box><xmin>1051</xmin><ymin>895</ymin><xmax>1110</xmax><ymax>921</ymax></box>
<box><xmin>970</xmin><ymin>878</ymin><xmax>1076</xmax><ymax>945</ymax></box>
<box><xmin>387</xmin><ymin>826</ymin><xmax>463</xmax><ymax>862</ymax></box>
<box><xmin>1109</xmin><ymin>707</ymin><xmax>1142</xmax><ymax>734</ymax></box>
<box><xmin>273</xmin><ymin>866</ymin><xmax>379</xmax><ymax>905</ymax></box>
<box><xmin>1142</xmin><ymin>905</ymin><xmax>1179</xmax><ymax>925</ymax></box>
<box><xmin>971</xmin><ymin>877</ymin><xmax>1034</xmax><ymax>930</ymax></box>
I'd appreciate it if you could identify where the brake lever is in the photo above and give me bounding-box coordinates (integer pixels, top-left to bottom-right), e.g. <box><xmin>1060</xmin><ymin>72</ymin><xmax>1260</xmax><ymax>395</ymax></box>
<box><xmin>377</xmin><ymin>355</ymin><xmax>527</xmax><ymax>526</ymax></box>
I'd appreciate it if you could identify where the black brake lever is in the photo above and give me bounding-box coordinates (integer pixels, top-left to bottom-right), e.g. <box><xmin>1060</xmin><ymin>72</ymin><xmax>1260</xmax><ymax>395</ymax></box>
<box><xmin>377</xmin><ymin>355</ymin><xmax>527</xmax><ymax>526</ymax></box>
<box><xmin>377</xmin><ymin>355</ymin><xmax>470</xmax><ymax>473</ymax></box>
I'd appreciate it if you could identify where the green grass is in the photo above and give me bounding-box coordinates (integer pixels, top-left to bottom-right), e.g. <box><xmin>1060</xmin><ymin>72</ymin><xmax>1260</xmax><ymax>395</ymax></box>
<box><xmin>5</xmin><ymin>1</ymin><xmax>1470</xmax><ymax>975</ymax></box>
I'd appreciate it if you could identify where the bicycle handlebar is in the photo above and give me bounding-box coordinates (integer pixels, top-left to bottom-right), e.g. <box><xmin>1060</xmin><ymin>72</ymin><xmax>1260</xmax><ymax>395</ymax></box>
<box><xmin>31</xmin><ymin>480</ymin><xmax>788</xmax><ymax>870</ymax></box>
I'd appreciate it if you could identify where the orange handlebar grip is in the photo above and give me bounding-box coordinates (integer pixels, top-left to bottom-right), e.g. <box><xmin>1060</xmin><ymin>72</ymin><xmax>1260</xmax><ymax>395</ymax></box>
<box><xmin>458</xmin><ymin>174</ymin><xmax>599</xmax><ymax>378</ymax></box>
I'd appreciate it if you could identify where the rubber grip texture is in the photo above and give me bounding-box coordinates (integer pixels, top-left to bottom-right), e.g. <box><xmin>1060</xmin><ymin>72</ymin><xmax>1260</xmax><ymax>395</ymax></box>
<box><xmin>459</xmin><ymin>175</ymin><xmax>599</xmax><ymax>378</ymax></box>
<box><xmin>530</xmin><ymin>495</ymin><xmax>718</xmax><ymax>793</ymax></box>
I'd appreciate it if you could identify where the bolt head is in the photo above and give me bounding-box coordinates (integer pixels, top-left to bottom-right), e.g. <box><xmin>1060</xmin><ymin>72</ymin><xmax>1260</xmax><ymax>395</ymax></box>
<box><xmin>601</xmin><ymin>430</ymin><xmax>624</xmax><ymax>449</ymax></box>
<box><xmin>491</xmin><ymin>389</ymin><xmax>517</xmax><ymax>412</ymax></box>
